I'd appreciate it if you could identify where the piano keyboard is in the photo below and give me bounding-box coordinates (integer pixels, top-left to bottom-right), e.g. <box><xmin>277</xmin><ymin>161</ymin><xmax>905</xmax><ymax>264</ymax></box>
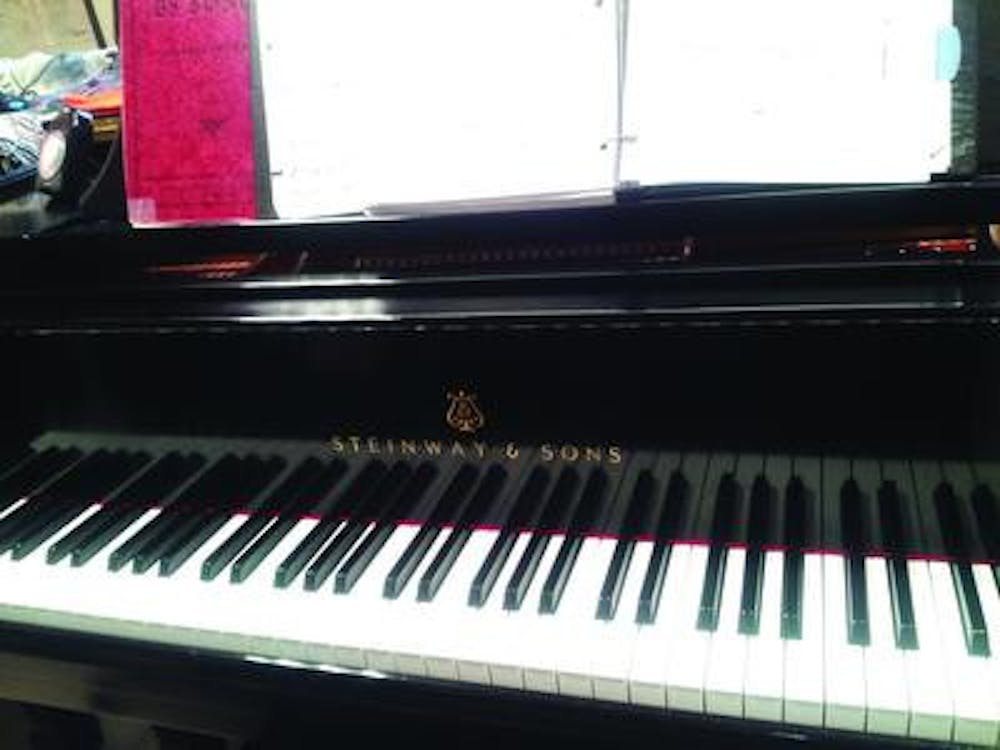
<box><xmin>3</xmin><ymin>433</ymin><xmax>1000</xmax><ymax>746</ymax></box>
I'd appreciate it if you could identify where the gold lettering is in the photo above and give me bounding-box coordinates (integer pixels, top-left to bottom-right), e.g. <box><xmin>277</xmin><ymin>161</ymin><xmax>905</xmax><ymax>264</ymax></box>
<box><xmin>367</xmin><ymin>437</ymin><xmax>380</xmax><ymax>454</ymax></box>
<box><xmin>423</xmin><ymin>440</ymin><xmax>442</xmax><ymax>456</ymax></box>
<box><xmin>385</xmin><ymin>438</ymin><xmax>395</xmax><ymax>454</ymax></box>
<box><xmin>329</xmin><ymin>436</ymin><xmax>345</xmax><ymax>453</ymax></box>
<box><xmin>504</xmin><ymin>442</ymin><xmax>520</xmax><ymax>460</ymax></box>
<box><xmin>560</xmin><ymin>444</ymin><xmax>580</xmax><ymax>462</ymax></box>
<box><xmin>607</xmin><ymin>446</ymin><xmax>623</xmax><ymax>464</ymax></box>
<box><xmin>401</xmin><ymin>439</ymin><xmax>417</xmax><ymax>456</ymax></box>
<box><xmin>583</xmin><ymin>446</ymin><xmax>602</xmax><ymax>463</ymax></box>
<box><xmin>472</xmin><ymin>442</ymin><xmax>487</xmax><ymax>459</ymax></box>
<box><xmin>347</xmin><ymin>436</ymin><xmax>362</xmax><ymax>453</ymax></box>
<box><xmin>540</xmin><ymin>444</ymin><xmax>555</xmax><ymax>462</ymax></box>
<box><xmin>451</xmin><ymin>442</ymin><xmax>467</xmax><ymax>457</ymax></box>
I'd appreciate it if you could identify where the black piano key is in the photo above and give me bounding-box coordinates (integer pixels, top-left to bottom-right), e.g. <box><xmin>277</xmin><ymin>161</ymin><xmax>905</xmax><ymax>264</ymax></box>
<box><xmin>47</xmin><ymin>452</ymin><xmax>205</xmax><ymax>566</ymax></box>
<box><xmin>12</xmin><ymin>502</ymin><xmax>92</xmax><ymax>560</ymax></box>
<box><xmin>539</xmin><ymin>468</ymin><xmax>608</xmax><ymax>613</ymax></box>
<box><xmin>200</xmin><ymin>515</ymin><xmax>271</xmax><ymax>581</ymax></box>
<box><xmin>0</xmin><ymin>450</ymin><xmax>109</xmax><ymax>550</ymax></box>
<box><xmin>887</xmin><ymin>557</ymin><xmax>917</xmax><ymax>649</ymax></box>
<box><xmin>383</xmin><ymin>464</ymin><xmax>479</xmax><ymax>599</ymax></box>
<box><xmin>841</xmin><ymin>479</ymin><xmax>870</xmax><ymax>646</ymax></box>
<box><xmin>504</xmin><ymin>467</ymin><xmax>579</xmax><ymax>611</ymax></box>
<box><xmin>504</xmin><ymin>535</ymin><xmax>549</xmax><ymax>611</ymax></box>
<box><xmin>636</xmin><ymin>543</ymin><xmax>671</xmax><ymax>624</ymax></box>
<box><xmin>469</xmin><ymin>532</ymin><xmax>518</xmax><ymax>607</ymax></box>
<box><xmin>109</xmin><ymin>512</ymin><xmax>186</xmax><ymax>572</ymax></box>
<box><xmin>739</xmin><ymin>475</ymin><xmax>771</xmax><ymax>635</ymax></box>
<box><xmin>637</xmin><ymin>470</ymin><xmax>689</xmax><ymax>624</ymax></box>
<box><xmin>304</xmin><ymin>462</ymin><xmax>412</xmax><ymax>591</ymax></box>
<box><xmin>418</xmin><ymin>465</ymin><xmax>506</xmax><ymax>602</ymax></box>
<box><xmin>697</xmin><ymin>545</ymin><xmax>727</xmax><ymax>631</ymax></box>
<box><xmin>781</xmin><ymin>551</ymin><xmax>804</xmax><ymax>640</ymax></box>
<box><xmin>336</xmin><ymin>463</ymin><xmax>438</xmax><ymax>594</ymax></box>
<box><xmin>878</xmin><ymin>480</ymin><xmax>917</xmax><ymax>649</ymax></box>
<box><xmin>953</xmin><ymin>561</ymin><xmax>990</xmax><ymax>656</ymax></box>
<box><xmin>229</xmin><ymin>459</ymin><xmax>349</xmax><ymax>584</ymax></box>
<box><xmin>935</xmin><ymin>482</ymin><xmax>990</xmax><ymax>656</ymax></box>
<box><xmin>11</xmin><ymin>450</ymin><xmax>150</xmax><ymax>560</ymax></box>
<box><xmin>159</xmin><ymin>513</ymin><xmax>230</xmax><ymax>576</ymax></box>
<box><xmin>384</xmin><ymin>525</ymin><xmax>438</xmax><ymax>599</ymax></box>
<box><xmin>233</xmin><ymin>516</ymin><xmax>297</xmax><ymax>583</ymax></box>
<box><xmin>780</xmin><ymin>476</ymin><xmax>806</xmax><ymax>639</ymax></box>
<box><xmin>972</xmin><ymin>484</ymin><xmax>1000</xmax><ymax>560</ymax></box>
<box><xmin>274</xmin><ymin>519</ymin><xmax>340</xmax><ymax>588</ymax></box>
<box><xmin>133</xmin><ymin>513</ymin><xmax>205</xmax><ymax>573</ymax></box>
<box><xmin>697</xmin><ymin>474</ymin><xmax>739</xmax><ymax>631</ymax></box>
<box><xmin>468</xmin><ymin>466</ymin><xmax>550</xmax><ymax>607</ymax></box>
<box><xmin>0</xmin><ymin>447</ymin><xmax>82</xmax><ymax>515</ymax></box>
<box><xmin>597</xmin><ymin>470</ymin><xmax>654</xmax><ymax>620</ymax></box>
<box><xmin>148</xmin><ymin>455</ymin><xmax>284</xmax><ymax>576</ymax></box>
<box><xmin>538</xmin><ymin>535</ymin><xmax>584</xmax><ymax>614</ymax></box>
<box><xmin>70</xmin><ymin>509</ymin><xmax>147</xmax><ymax>566</ymax></box>
<box><xmin>1</xmin><ymin>450</ymin><xmax>141</xmax><ymax>556</ymax></box>
<box><xmin>970</xmin><ymin>485</ymin><xmax>1000</xmax><ymax>593</ymax></box>
<box><xmin>845</xmin><ymin>554</ymin><xmax>870</xmax><ymax>646</ymax></box>
<box><xmin>598</xmin><ymin>540</ymin><xmax>635</xmax><ymax>621</ymax></box>
<box><xmin>417</xmin><ymin>528</ymin><xmax>473</xmax><ymax>602</ymax></box>
<box><xmin>738</xmin><ymin>548</ymin><xmax>765</xmax><ymax>635</ymax></box>
<box><xmin>201</xmin><ymin>457</ymin><xmax>326</xmax><ymax>581</ymax></box>
<box><xmin>274</xmin><ymin>460</ymin><xmax>387</xmax><ymax>588</ymax></box>
<box><xmin>112</xmin><ymin>454</ymin><xmax>244</xmax><ymax>572</ymax></box>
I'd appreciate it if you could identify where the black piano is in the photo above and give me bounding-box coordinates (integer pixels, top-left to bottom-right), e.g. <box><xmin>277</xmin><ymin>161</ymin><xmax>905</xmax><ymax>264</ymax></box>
<box><xmin>2</xmin><ymin>183</ymin><xmax>1000</xmax><ymax>748</ymax></box>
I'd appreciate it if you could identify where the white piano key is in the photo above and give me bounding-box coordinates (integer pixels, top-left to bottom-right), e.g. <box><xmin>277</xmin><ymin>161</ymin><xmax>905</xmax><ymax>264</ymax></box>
<box><xmin>863</xmin><ymin>556</ymin><xmax>909</xmax><ymax>737</ymax></box>
<box><xmin>822</xmin><ymin>553</ymin><xmax>866</xmax><ymax>731</ymax></box>
<box><xmin>335</xmin><ymin>524</ymin><xmax>421</xmax><ymax>669</ymax></box>
<box><xmin>226</xmin><ymin>518</ymin><xmax>323</xmax><ymax>642</ymax></box>
<box><xmin>972</xmin><ymin>563</ymin><xmax>1000</xmax><ymax>744</ymax></box>
<box><xmin>422</xmin><ymin>530</ymin><xmax>498</xmax><ymax>681</ymax></box>
<box><xmin>905</xmin><ymin>559</ymin><xmax>955</xmax><ymax>742</ymax></box>
<box><xmin>590</xmin><ymin>540</ymin><xmax>652</xmax><ymax>703</ymax></box>
<box><xmin>141</xmin><ymin>515</ymin><xmax>250</xmax><ymax>632</ymax></box>
<box><xmin>628</xmin><ymin>543</ymin><xmax>691</xmax><ymax>709</ymax></box>
<box><xmin>465</xmin><ymin>531</ymin><xmax>531</xmax><ymax>687</ymax></box>
<box><xmin>704</xmin><ymin>547</ymin><xmax>747</xmax><ymax>718</ymax></box>
<box><xmin>783</xmin><ymin>553</ymin><xmax>824</xmax><ymax>727</ymax></box>
<box><xmin>744</xmin><ymin>550</ymin><xmax>783</xmax><ymax>722</ymax></box>
<box><xmin>378</xmin><ymin>529</ymin><xmax>453</xmax><ymax>676</ymax></box>
<box><xmin>0</xmin><ymin>504</ymin><xmax>105</xmax><ymax>612</ymax></box>
<box><xmin>928</xmin><ymin>560</ymin><xmax>1000</xmax><ymax>746</ymax></box>
<box><xmin>665</xmin><ymin>543</ymin><xmax>711</xmax><ymax>713</ymax></box>
<box><xmin>554</xmin><ymin>538</ymin><xmax>615</xmax><ymax>698</ymax></box>
<box><xmin>60</xmin><ymin>509</ymin><xmax>163</xmax><ymax>621</ymax></box>
<box><xmin>507</xmin><ymin>534</ymin><xmax>568</xmax><ymax>694</ymax></box>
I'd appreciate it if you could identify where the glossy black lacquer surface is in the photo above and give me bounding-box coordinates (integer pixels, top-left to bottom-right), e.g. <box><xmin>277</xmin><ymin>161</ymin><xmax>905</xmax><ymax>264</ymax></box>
<box><xmin>1</xmin><ymin>190</ymin><xmax>1000</xmax><ymax>747</ymax></box>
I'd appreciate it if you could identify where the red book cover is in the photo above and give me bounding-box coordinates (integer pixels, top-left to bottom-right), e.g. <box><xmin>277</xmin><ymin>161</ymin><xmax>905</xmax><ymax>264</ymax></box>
<box><xmin>120</xmin><ymin>0</ymin><xmax>257</xmax><ymax>224</ymax></box>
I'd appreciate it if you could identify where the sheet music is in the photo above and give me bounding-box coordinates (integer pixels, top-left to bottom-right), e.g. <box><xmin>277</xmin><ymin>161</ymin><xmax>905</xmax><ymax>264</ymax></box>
<box><xmin>257</xmin><ymin>0</ymin><xmax>616</xmax><ymax>219</ymax></box>
<box><xmin>621</xmin><ymin>0</ymin><xmax>954</xmax><ymax>186</ymax></box>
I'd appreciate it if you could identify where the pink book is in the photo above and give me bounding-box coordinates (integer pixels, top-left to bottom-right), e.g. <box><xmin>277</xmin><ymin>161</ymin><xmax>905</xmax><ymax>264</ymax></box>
<box><xmin>120</xmin><ymin>1</ymin><xmax>257</xmax><ymax>224</ymax></box>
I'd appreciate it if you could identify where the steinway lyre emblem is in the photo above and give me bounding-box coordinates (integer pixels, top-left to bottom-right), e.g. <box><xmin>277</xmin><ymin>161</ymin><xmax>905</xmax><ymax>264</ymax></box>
<box><xmin>446</xmin><ymin>389</ymin><xmax>485</xmax><ymax>435</ymax></box>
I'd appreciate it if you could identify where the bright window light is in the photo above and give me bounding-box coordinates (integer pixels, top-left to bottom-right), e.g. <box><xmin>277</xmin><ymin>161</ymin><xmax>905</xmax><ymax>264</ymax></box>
<box><xmin>624</xmin><ymin>0</ymin><xmax>954</xmax><ymax>184</ymax></box>
<box><xmin>256</xmin><ymin>1</ymin><xmax>956</xmax><ymax>219</ymax></box>
<box><xmin>257</xmin><ymin>0</ymin><xmax>615</xmax><ymax>218</ymax></box>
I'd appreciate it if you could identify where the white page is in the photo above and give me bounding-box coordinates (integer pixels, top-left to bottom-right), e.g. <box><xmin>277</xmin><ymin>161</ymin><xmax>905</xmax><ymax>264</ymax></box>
<box><xmin>256</xmin><ymin>0</ymin><xmax>616</xmax><ymax>219</ymax></box>
<box><xmin>622</xmin><ymin>0</ymin><xmax>955</xmax><ymax>185</ymax></box>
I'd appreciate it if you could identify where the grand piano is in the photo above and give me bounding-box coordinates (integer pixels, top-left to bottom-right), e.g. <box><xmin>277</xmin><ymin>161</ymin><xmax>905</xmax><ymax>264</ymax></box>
<box><xmin>0</xmin><ymin>181</ymin><xmax>999</xmax><ymax>748</ymax></box>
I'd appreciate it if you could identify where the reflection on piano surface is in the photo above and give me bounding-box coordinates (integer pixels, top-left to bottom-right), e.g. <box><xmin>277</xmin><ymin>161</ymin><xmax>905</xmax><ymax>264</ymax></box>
<box><xmin>3</xmin><ymin>431</ymin><xmax>1000</xmax><ymax>746</ymax></box>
